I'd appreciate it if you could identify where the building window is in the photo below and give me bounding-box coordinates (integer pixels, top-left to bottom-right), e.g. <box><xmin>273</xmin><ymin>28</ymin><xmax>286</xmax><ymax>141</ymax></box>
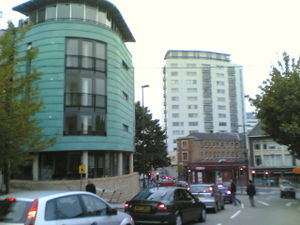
<box><xmin>187</xmin><ymin>71</ymin><xmax>196</xmax><ymax>76</ymax></box>
<box><xmin>219</xmin><ymin>122</ymin><xmax>227</xmax><ymax>126</ymax></box>
<box><xmin>255</xmin><ymin>155</ymin><xmax>262</xmax><ymax>166</ymax></box>
<box><xmin>187</xmin><ymin>88</ymin><xmax>197</xmax><ymax>93</ymax></box>
<box><xmin>171</xmin><ymin>80</ymin><xmax>179</xmax><ymax>84</ymax></box>
<box><xmin>64</xmin><ymin>38</ymin><xmax>107</xmax><ymax>136</ymax></box>
<box><xmin>173</xmin><ymin>122</ymin><xmax>184</xmax><ymax>126</ymax></box>
<box><xmin>181</xmin><ymin>141</ymin><xmax>188</xmax><ymax>149</ymax></box>
<box><xmin>171</xmin><ymin>96</ymin><xmax>179</xmax><ymax>101</ymax></box>
<box><xmin>217</xmin><ymin>81</ymin><xmax>224</xmax><ymax>86</ymax></box>
<box><xmin>172</xmin><ymin>105</ymin><xmax>179</xmax><ymax>109</ymax></box>
<box><xmin>186</xmin><ymin>80</ymin><xmax>197</xmax><ymax>84</ymax></box>
<box><xmin>218</xmin><ymin>113</ymin><xmax>226</xmax><ymax>118</ymax></box>
<box><xmin>188</xmin><ymin>105</ymin><xmax>198</xmax><ymax>109</ymax></box>
<box><xmin>217</xmin><ymin>97</ymin><xmax>226</xmax><ymax>102</ymax></box>
<box><xmin>172</xmin><ymin>113</ymin><xmax>179</xmax><ymax>118</ymax></box>
<box><xmin>171</xmin><ymin>88</ymin><xmax>179</xmax><ymax>93</ymax></box>
<box><xmin>189</xmin><ymin>122</ymin><xmax>198</xmax><ymax>126</ymax></box>
<box><xmin>254</xmin><ymin>143</ymin><xmax>261</xmax><ymax>150</ymax></box>
<box><xmin>171</xmin><ymin>71</ymin><xmax>178</xmax><ymax>76</ymax></box>
<box><xmin>217</xmin><ymin>89</ymin><xmax>225</xmax><ymax>94</ymax></box>
<box><xmin>187</xmin><ymin>96</ymin><xmax>197</xmax><ymax>101</ymax></box>
<box><xmin>188</xmin><ymin>113</ymin><xmax>198</xmax><ymax>118</ymax></box>
<box><xmin>182</xmin><ymin>152</ymin><xmax>188</xmax><ymax>161</ymax></box>
<box><xmin>218</xmin><ymin>105</ymin><xmax>226</xmax><ymax>110</ymax></box>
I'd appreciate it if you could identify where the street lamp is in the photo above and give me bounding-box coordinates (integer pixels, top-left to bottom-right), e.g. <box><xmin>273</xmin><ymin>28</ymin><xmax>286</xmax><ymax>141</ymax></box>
<box><xmin>141</xmin><ymin>84</ymin><xmax>149</xmax><ymax>188</ymax></box>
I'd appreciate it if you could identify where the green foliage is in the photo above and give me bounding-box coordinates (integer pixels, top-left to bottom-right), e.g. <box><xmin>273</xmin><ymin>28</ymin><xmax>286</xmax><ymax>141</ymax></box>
<box><xmin>135</xmin><ymin>101</ymin><xmax>170</xmax><ymax>174</ymax></box>
<box><xmin>251</xmin><ymin>52</ymin><xmax>300</xmax><ymax>158</ymax></box>
<box><xmin>0</xmin><ymin>22</ymin><xmax>55</xmax><ymax>170</ymax></box>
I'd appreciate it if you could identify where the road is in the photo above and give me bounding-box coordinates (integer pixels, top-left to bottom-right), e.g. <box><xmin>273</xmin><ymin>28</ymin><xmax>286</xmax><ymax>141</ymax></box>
<box><xmin>189</xmin><ymin>188</ymin><xmax>300</xmax><ymax>225</ymax></box>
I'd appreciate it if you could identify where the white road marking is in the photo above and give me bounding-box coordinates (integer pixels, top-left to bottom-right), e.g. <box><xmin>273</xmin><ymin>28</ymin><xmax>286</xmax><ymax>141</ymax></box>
<box><xmin>230</xmin><ymin>210</ymin><xmax>241</xmax><ymax>219</ymax></box>
<box><xmin>257</xmin><ymin>200</ymin><xmax>270</xmax><ymax>206</ymax></box>
<box><xmin>241</xmin><ymin>203</ymin><xmax>244</xmax><ymax>208</ymax></box>
<box><xmin>286</xmin><ymin>202</ymin><xmax>293</xmax><ymax>207</ymax></box>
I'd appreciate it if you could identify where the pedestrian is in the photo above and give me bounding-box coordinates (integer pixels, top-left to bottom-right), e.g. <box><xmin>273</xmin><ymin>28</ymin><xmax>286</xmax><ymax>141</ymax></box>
<box><xmin>246</xmin><ymin>180</ymin><xmax>256</xmax><ymax>207</ymax></box>
<box><xmin>86</xmin><ymin>180</ymin><xmax>96</xmax><ymax>194</ymax></box>
<box><xmin>230</xmin><ymin>179</ymin><xmax>241</xmax><ymax>205</ymax></box>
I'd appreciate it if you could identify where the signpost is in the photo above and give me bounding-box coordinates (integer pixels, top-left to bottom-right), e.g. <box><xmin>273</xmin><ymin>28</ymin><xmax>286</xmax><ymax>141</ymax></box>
<box><xmin>79</xmin><ymin>165</ymin><xmax>86</xmax><ymax>190</ymax></box>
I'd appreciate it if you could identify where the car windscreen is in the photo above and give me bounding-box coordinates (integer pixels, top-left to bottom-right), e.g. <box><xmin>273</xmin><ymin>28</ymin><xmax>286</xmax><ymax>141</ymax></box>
<box><xmin>0</xmin><ymin>199</ymin><xmax>32</xmax><ymax>223</ymax></box>
<box><xmin>190</xmin><ymin>186</ymin><xmax>211</xmax><ymax>193</ymax></box>
<box><xmin>132</xmin><ymin>189</ymin><xmax>172</xmax><ymax>201</ymax></box>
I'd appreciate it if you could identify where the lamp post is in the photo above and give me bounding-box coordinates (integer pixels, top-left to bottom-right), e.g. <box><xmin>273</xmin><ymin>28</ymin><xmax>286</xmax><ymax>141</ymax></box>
<box><xmin>141</xmin><ymin>84</ymin><xmax>149</xmax><ymax>188</ymax></box>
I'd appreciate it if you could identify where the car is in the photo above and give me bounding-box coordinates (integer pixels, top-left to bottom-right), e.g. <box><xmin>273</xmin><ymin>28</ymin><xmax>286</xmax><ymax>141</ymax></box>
<box><xmin>0</xmin><ymin>190</ymin><xmax>134</xmax><ymax>225</ymax></box>
<box><xmin>219</xmin><ymin>186</ymin><xmax>232</xmax><ymax>203</ymax></box>
<box><xmin>280</xmin><ymin>183</ymin><xmax>296</xmax><ymax>199</ymax></box>
<box><xmin>158</xmin><ymin>179</ymin><xmax>177</xmax><ymax>187</ymax></box>
<box><xmin>176</xmin><ymin>180</ymin><xmax>191</xmax><ymax>191</ymax></box>
<box><xmin>190</xmin><ymin>184</ymin><xmax>225</xmax><ymax>213</ymax></box>
<box><xmin>124</xmin><ymin>186</ymin><xmax>206</xmax><ymax>225</ymax></box>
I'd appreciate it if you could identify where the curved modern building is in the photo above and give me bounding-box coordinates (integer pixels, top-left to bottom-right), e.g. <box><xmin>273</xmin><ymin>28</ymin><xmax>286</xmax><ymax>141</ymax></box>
<box><xmin>13</xmin><ymin>0</ymin><xmax>135</xmax><ymax>180</ymax></box>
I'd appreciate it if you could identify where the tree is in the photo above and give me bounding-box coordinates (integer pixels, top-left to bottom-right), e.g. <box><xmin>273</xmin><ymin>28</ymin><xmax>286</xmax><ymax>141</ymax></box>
<box><xmin>135</xmin><ymin>101</ymin><xmax>170</xmax><ymax>174</ymax></box>
<box><xmin>0</xmin><ymin>22</ymin><xmax>55</xmax><ymax>193</ymax></box>
<box><xmin>251</xmin><ymin>52</ymin><xmax>300</xmax><ymax>159</ymax></box>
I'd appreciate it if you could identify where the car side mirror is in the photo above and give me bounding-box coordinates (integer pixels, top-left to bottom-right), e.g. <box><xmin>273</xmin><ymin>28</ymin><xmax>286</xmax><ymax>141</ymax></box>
<box><xmin>106</xmin><ymin>207</ymin><xmax>117</xmax><ymax>215</ymax></box>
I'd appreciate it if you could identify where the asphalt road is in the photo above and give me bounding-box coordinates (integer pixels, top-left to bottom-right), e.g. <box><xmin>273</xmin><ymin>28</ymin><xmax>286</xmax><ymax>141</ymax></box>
<box><xmin>189</xmin><ymin>188</ymin><xmax>300</xmax><ymax>225</ymax></box>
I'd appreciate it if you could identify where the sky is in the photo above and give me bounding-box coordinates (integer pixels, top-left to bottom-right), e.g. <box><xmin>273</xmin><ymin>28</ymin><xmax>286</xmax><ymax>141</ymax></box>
<box><xmin>1</xmin><ymin>0</ymin><xmax>300</xmax><ymax>121</ymax></box>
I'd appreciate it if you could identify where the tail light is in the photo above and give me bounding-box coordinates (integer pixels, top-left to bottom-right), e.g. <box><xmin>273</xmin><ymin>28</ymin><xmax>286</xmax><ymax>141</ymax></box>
<box><xmin>25</xmin><ymin>199</ymin><xmax>38</xmax><ymax>225</ymax></box>
<box><xmin>157</xmin><ymin>203</ymin><xmax>168</xmax><ymax>212</ymax></box>
<box><xmin>6</xmin><ymin>197</ymin><xmax>16</xmax><ymax>202</ymax></box>
<box><xmin>124</xmin><ymin>201</ymin><xmax>132</xmax><ymax>210</ymax></box>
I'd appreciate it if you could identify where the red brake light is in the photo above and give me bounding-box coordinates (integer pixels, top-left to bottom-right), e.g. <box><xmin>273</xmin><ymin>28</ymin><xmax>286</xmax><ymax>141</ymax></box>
<box><xmin>25</xmin><ymin>199</ymin><xmax>38</xmax><ymax>225</ymax></box>
<box><xmin>5</xmin><ymin>197</ymin><xmax>16</xmax><ymax>201</ymax></box>
<box><xmin>157</xmin><ymin>203</ymin><xmax>168</xmax><ymax>212</ymax></box>
<box><xmin>124</xmin><ymin>201</ymin><xmax>131</xmax><ymax>210</ymax></box>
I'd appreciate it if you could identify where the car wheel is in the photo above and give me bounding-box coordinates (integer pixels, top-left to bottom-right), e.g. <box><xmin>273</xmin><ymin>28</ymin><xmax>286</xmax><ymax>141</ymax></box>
<box><xmin>221</xmin><ymin>201</ymin><xmax>225</xmax><ymax>210</ymax></box>
<box><xmin>175</xmin><ymin>214</ymin><xmax>183</xmax><ymax>225</ymax></box>
<box><xmin>213</xmin><ymin>203</ymin><xmax>218</xmax><ymax>213</ymax></box>
<box><xmin>198</xmin><ymin>208</ymin><xmax>206</xmax><ymax>222</ymax></box>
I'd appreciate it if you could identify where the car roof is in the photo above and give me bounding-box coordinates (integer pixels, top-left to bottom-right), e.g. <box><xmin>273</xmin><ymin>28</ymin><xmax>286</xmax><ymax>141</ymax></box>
<box><xmin>190</xmin><ymin>184</ymin><xmax>213</xmax><ymax>186</ymax></box>
<box><xmin>0</xmin><ymin>190</ymin><xmax>92</xmax><ymax>201</ymax></box>
<box><xmin>148</xmin><ymin>186</ymin><xmax>184</xmax><ymax>191</ymax></box>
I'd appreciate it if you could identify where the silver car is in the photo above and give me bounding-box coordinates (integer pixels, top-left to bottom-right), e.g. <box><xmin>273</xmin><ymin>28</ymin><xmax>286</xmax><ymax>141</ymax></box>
<box><xmin>0</xmin><ymin>190</ymin><xmax>134</xmax><ymax>225</ymax></box>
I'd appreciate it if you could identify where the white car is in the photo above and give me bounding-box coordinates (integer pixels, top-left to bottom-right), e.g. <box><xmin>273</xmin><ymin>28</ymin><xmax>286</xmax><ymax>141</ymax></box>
<box><xmin>0</xmin><ymin>190</ymin><xmax>134</xmax><ymax>225</ymax></box>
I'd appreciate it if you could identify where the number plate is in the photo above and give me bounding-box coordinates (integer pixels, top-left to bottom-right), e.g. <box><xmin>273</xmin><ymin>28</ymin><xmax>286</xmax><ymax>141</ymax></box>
<box><xmin>134</xmin><ymin>206</ymin><xmax>151</xmax><ymax>212</ymax></box>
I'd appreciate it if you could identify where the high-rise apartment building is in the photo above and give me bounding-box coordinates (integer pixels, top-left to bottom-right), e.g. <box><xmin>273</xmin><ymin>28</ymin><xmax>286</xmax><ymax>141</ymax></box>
<box><xmin>163</xmin><ymin>50</ymin><xmax>245</xmax><ymax>152</ymax></box>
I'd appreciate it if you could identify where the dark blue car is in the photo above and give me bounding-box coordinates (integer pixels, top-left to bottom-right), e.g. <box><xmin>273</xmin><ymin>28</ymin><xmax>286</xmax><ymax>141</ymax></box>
<box><xmin>219</xmin><ymin>187</ymin><xmax>232</xmax><ymax>203</ymax></box>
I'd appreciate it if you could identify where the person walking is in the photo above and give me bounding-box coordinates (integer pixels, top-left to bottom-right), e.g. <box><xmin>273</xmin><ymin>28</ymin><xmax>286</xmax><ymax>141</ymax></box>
<box><xmin>246</xmin><ymin>180</ymin><xmax>256</xmax><ymax>207</ymax></box>
<box><xmin>86</xmin><ymin>180</ymin><xmax>96</xmax><ymax>194</ymax></box>
<box><xmin>230</xmin><ymin>179</ymin><xmax>241</xmax><ymax>205</ymax></box>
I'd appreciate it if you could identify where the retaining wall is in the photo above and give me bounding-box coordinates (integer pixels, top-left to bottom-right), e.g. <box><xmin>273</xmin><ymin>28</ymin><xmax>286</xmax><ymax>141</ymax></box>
<box><xmin>11</xmin><ymin>172</ymin><xmax>140</xmax><ymax>203</ymax></box>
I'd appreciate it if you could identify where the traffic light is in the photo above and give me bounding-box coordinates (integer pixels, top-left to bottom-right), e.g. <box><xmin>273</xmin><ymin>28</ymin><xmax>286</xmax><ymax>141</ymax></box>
<box><xmin>239</xmin><ymin>167</ymin><xmax>244</xmax><ymax>175</ymax></box>
<box><xmin>264</xmin><ymin>171</ymin><xmax>269</xmax><ymax>177</ymax></box>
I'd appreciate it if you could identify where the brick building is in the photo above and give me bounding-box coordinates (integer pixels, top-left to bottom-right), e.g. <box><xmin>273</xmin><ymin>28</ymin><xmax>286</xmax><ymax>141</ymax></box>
<box><xmin>177</xmin><ymin>132</ymin><xmax>248</xmax><ymax>185</ymax></box>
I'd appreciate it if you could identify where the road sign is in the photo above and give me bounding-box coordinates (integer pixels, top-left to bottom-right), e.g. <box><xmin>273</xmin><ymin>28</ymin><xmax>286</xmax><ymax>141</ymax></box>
<box><xmin>79</xmin><ymin>165</ymin><xmax>86</xmax><ymax>174</ymax></box>
<box><xmin>292</xmin><ymin>167</ymin><xmax>300</xmax><ymax>174</ymax></box>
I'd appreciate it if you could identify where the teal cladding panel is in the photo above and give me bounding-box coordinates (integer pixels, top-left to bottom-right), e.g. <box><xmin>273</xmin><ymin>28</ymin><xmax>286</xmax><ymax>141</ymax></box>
<box><xmin>22</xmin><ymin>20</ymin><xmax>134</xmax><ymax>152</ymax></box>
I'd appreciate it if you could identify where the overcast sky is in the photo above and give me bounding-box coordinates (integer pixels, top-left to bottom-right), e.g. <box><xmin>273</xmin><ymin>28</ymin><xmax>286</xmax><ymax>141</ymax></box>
<box><xmin>2</xmin><ymin>0</ymin><xmax>300</xmax><ymax>120</ymax></box>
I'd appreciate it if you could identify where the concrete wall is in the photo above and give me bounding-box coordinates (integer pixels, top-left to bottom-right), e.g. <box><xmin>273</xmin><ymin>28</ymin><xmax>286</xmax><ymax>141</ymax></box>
<box><xmin>11</xmin><ymin>172</ymin><xmax>140</xmax><ymax>203</ymax></box>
